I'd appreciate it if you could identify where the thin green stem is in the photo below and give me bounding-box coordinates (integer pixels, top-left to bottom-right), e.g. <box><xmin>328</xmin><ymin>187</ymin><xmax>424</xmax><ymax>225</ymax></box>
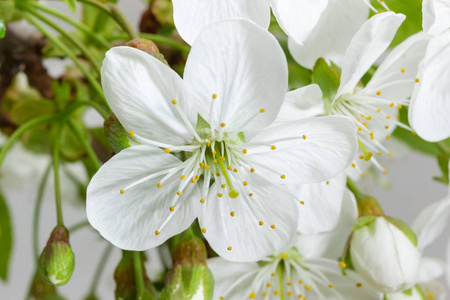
<box><xmin>106</xmin><ymin>3</ymin><xmax>139</xmax><ymax>40</ymax></box>
<box><xmin>105</xmin><ymin>33</ymin><xmax>191</xmax><ymax>54</ymax></box>
<box><xmin>33</xmin><ymin>163</ymin><xmax>52</xmax><ymax>265</ymax></box>
<box><xmin>25</xmin><ymin>8</ymin><xmax>102</xmax><ymax>76</ymax></box>
<box><xmin>53</xmin><ymin>123</ymin><xmax>64</xmax><ymax>226</ymax></box>
<box><xmin>346</xmin><ymin>177</ymin><xmax>365</xmax><ymax>200</ymax></box>
<box><xmin>77</xmin><ymin>0</ymin><xmax>114</xmax><ymax>16</ymax></box>
<box><xmin>29</xmin><ymin>2</ymin><xmax>111</xmax><ymax>49</ymax></box>
<box><xmin>87</xmin><ymin>244</ymin><xmax>113</xmax><ymax>297</ymax></box>
<box><xmin>438</xmin><ymin>141</ymin><xmax>450</xmax><ymax>155</ymax></box>
<box><xmin>132</xmin><ymin>251</ymin><xmax>145</xmax><ymax>299</ymax></box>
<box><xmin>64</xmin><ymin>100</ymin><xmax>111</xmax><ymax>120</ymax></box>
<box><xmin>67</xmin><ymin>120</ymin><xmax>101</xmax><ymax>171</ymax></box>
<box><xmin>68</xmin><ymin>220</ymin><xmax>90</xmax><ymax>233</ymax></box>
<box><xmin>23</xmin><ymin>13</ymin><xmax>105</xmax><ymax>102</ymax></box>
<box><xmin>0</xmin><ymin>114</ymin><xmax>60</xmax><ymax>168</ymax></box>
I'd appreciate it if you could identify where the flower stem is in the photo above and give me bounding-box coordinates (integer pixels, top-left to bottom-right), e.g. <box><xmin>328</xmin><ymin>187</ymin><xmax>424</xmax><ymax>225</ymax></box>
<box><xmin>53</xmin><ymin>123</ymin><xmax>65</xmax><ymax>227</ymax></box>
<box><xmin>346</xmin><ymin>177</ymin><xmax>365</xmax><ymax>200</ymax></box>
<box><xmin>132</xmin><ymin>251</ymin><xmax>145</xmax><ymax>298</ymax></box>
<box><xmin>105</xmin><ymin>33</ymin><xmax>191</xmax><ymax>54</ymax></box>
<box><xmin>0</xmin><ymin>114</ymin><xmax>60</xmax><ymax>168</ymax></box>
<box><xmin>67</xmin><ymin>120</ymin><xmax>101</xmax><ymax>171</ymax></box>
<box><xmin>33</xmin><ymin>163</ymin><xmax>52</xmax><ymax>264</ymax></box>
<box><xmin>68</xmin><ymin>220</ymin><xmax>90</xmax><ymax>233</ymax></box>
<box><xmin>87</xmin><ymin>244</ymin><xmax>113</xmax><ymax>298</ymax></box>
<box><xmin>106</xmin><ymin>3</ymin><xmax>139</xmax><ymax>40</ymax></box>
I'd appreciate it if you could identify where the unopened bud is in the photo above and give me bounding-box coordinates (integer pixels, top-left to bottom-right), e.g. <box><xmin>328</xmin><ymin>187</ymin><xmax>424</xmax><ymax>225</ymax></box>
<box><xmin>356</xmin><ymin>195</ymin><xmax>385</xmax><ymax>217</ymax></box>
<box><xmin>125</xmin><ymin>38</ymin><xmax>168</xmax><ymax>65</ymax></box>
<box><xmin>38</xmin><ymin>226</ymin><xmax>75</xmax><ymax>286</ymax></box>
<box><xmin>161</xmin><ymin>233</ymin><xmax>214</xmax><ymax>300</ymax></box>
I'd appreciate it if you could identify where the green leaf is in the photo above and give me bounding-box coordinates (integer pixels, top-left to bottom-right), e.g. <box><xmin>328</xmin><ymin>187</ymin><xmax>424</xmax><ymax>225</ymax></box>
<box><xmin>0</xmin><ymin>190</ymin><xmax>13</xmax><ymax>281</ymax></box>
<box><xmin>311</xmin><ymin>58</ymin><xmax>340</xmax><ymax>108</ymax></box>
<box><xmin>385</xmin><ymin>216</ymin><xmax>418</xmax><ymax>247</ymax></box>
<box><xmin>0</xmin><ymin>19</ymin><xmax>5</xmax><ymax>39</ymax></box>
<box><xmin>353</xmin><ymin>215</ymin><xmax>377</xmax><ymax>230</ymax></box>
<box><xmin>10</xmin><ymin>99</ymin><xmax>55</xmax><ymax>126</ymax></box>
<box><xmin>62</xmin><ymin>0</ymin><xmax>77</xmax><ymax>14</ymax></box>
<box><xmin>434</xmin><ymin>154</ymin><xmax>450</xmax><ymax>185</ymax></box>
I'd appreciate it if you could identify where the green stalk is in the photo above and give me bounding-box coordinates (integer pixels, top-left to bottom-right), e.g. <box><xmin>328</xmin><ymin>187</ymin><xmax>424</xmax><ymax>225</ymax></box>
<box><xmin>87</xmin><ymin>244</ymin><xmax>113</xmax><ymax>297</ymax></box>
<box><xmin>29</xmin><ymin>2</ymin><xmax>111</xmax><ymax>49</ymax></box>
<box><xmin>24</xmin><ymin>8</ymin><xmax>102</xmax><ymax>76</ymax></box>
<box><xmin>106</xmin><ymin>3</ymin><xmax>139</xmax><ymax>40</ymax></box>
<box><xmin>23</xmin><ymin>13</ymin><xmax>105</xmax><ymax>102</ymax></box>
<box><xmin>68</xmin><ymin>220</ymin><xmax>90</xmax><ymax>233</ymax></box>
<box><xmin>132</xmin><ymin>251</ymin><xmax>145</xmax><ymax>299</ymax></box>
<box><xmin>67</xmin><ymin>120</ymin><xmax>101</xmax><ymax>171</ymax></box>
<box><xmin>346</xmin><ymin>177</ymin><xmax>365</xmax><ymax>200</ymax></box>
<box><xmin>53</xmin><ymin>123</ymin><xmax>65</xmax><ymax>227</ymax></box>
<box><xmin>64</xmin><ymin>100</ymin><xmax>111</xmax><ymax>120</ymax></box>
<box><xmin>33</xmin><ymin>163</ymin><xmax>52</xmax><ymax>264</ymax></box>
<box><xmin>77</xmin><ymin>0</ymin><xmax>114</xmax><ymax>16</ymax></box>
<box><xmin>0</xmin><ymin>114</ymin><xmax>60</xmax><ymax>168</ymax></box>
<box><xmin>105</xmin><ymin>33</ymin><xmax>191</xmax><ymax>54</ymax></box>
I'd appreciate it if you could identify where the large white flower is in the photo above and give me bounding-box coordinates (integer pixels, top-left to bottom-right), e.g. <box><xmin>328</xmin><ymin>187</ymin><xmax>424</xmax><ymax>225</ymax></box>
<box><xmin>207</xmin><ymin>193</ymin><xmax>383</xmax><ymax>299</ymax></box>
<box><xmin>86</xmin><ymin>20</ymin><xmax>357</xmax><ymax>262</ymax></box>
<box><xmin>280</xmin><ymin>12</ymin><xmax>430</xmax><ymax>178</ymax></box>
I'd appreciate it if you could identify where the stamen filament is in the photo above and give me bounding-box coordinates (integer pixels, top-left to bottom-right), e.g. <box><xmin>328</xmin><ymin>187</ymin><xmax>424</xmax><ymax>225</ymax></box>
<box><xmin>217</xmin><ymin>153</ymin><xmax>239</xmax><ymax>198</ymax></box>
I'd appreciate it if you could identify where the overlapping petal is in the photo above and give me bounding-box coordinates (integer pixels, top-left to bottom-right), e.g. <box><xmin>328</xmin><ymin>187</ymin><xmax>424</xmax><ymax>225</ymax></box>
<box><xmin>87</xmin><ymin>145</ymin><xmax>201</xmax><ymax>250</ymax></box>
<box><xmin>184</xmin><ymin>20</ymin><xmax>288</xmax><ymax>135</ymax></box>
<box><xmin>172</xmin><ymin>0</ymin><xmax>270</xmax><ymax>45</ymax></box>
<box><xmin>244</xmin><ymin>116</ymin><xmax>357</xmax><ymax>185</ymax></box>
<box><xmin>199</xmin><ymin>171</ymin><xmax>298</xmax><ymax>262</ymax></box>
<box><xmin>101</xmin><ymin>47</ymin><xmax>196</xmax><ymax>146</ymax></box>
<box><xmin>275</xmin><ymin>84</ymin><xmax>324</xmax><ymax>122</ymax></box>
<box><xmin>423</xmin><ymin>0</ymin><xmax>450</xmax><ymax>35</ymax></box>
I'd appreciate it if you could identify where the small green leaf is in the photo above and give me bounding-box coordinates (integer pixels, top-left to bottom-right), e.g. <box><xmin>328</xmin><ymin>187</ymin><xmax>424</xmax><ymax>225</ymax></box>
<box><xmin>311</xmin><ymin>58</ymin><xmax>340</xmax><ymax>108</ymax></box>
<box><xmin>353</xmin><ymin>215</ymin><xmax>377</xmax><ymax>230</ymax></box>
<box><xmin>0</xmin><ymin>19</ymin><xmax>6</xmax><ymax>39</ymax></box>
<box><xmin>385</xmin><ymin>216</ymin><xmax>418</xmax><ymax>247</ymax></box>
<box><xmin>62</xmin><ymin>0</ymin><xmax>77</xmax><ymax>14</ymax></box>
<box><xmin>0</xmin><ymin>190</ymin><xmax>13</xmax><ymax>281</ymax></box>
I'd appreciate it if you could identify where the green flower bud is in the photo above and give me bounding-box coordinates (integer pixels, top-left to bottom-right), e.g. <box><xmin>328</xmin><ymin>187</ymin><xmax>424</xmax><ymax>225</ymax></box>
<box><xmin>124</xmin><ymin>39</ymin><xmax>168</xmax><ymax>66</ymax></box>
<box><xmin>38</xmin><ymin>226</ymin><xmax>75</xmax><ymax>286</ymax></box>
<box><xmin>161</xmin><ymin>233</ymin><xmax>214</xmax><ymax>300</ymax></box>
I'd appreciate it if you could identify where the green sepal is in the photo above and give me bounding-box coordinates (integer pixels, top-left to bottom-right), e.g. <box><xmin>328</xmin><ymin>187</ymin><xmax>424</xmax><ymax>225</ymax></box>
<box><xmin>385</xmin><ymin>216</ymin><xmax>418</xmax><ymax>247</ymax></box>
<box><xmin>434</xmin><ymin>154</ymin><xmax>450</xmax><ymax>185</ymax></box>
<box><xmin>104</xmin><ymin>114</ymin><xmax>131</xmax><ymax>154</ymax></box>
<box><xmin>0</xmin><ymin>190</ymin><xmax>13</xmax><ymax>281</ymax></box>
<box><xmin>353</xmin><ymin>215</ymin><xmax>377</xmax><ymax>230</ymax></box>
<box><xmin>402</xmin><ymin>288</ymin><xmax>413</xmax><ymax>296</ymax></box>
<box><xmin>0</xmin><ymin>18</ymin><xmax>5</xmax><ymax>39</ymax></box>
<box><xmin>311</xmin><ymin>58</ymin><xmax>340</xmax><ymax>109</ymax></box>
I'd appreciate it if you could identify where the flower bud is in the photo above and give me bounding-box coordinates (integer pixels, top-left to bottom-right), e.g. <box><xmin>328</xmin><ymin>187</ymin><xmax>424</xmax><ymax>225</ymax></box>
<box><xmin>356</xmin><ymin>195</ymin><xmax>385</xmax><ymax>217</ymax></box>
<box><xmin>350</xmin><ymin>216</ymin><xmax>421</xmax><ymax>293</ymax></box>
<box><xmin>125</xmin><ymin>38</ymin><xmax>168</xmax><ymax>65</ymax></box>
<box><xmin>38</xmin><ymin>226</ymin><xmax>75</xmax><ymax>286</ymax></box>
<box><xmin>161</xmin><ymin>234</ymin><xmax>214</xmax><ymax>300</ymax></box>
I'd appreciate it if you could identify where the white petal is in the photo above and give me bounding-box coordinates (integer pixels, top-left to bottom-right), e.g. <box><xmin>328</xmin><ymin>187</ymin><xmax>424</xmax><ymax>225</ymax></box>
<box><xmin>270</xmin><ymin>0</ymin><xmax>328</xmax><ymax>45</ymax></box>
<box><xmin>417</xmin><ymin>257</ymin><xmax>445</xmax><ymax>283</ymax></box>
<box><xmin>102</xmin><ymin>47</ymin><xmax>196</xmax><ymax>146</ymax></box>
<box><xmin>366</xmin><ymin>32</ymin><xmax>430</xmax><ymax>101</ymax></box>
<box><xmin>199</xmin><ymin>171</ymin><xmax>298</xmax><ymax>262</ymax></box>
<box><xmin>184</xmin><ymin>20</ymin><xmax>288</xmax><ymax>134</ymax></box>
<box><xmin>337</xmin><ymin>12</ymin><xmax>405</xmax><ymax>98</ymax></box>
<box><xmin>409</xmin><ymin>30</ymin><xmax>450</xmax><ymax>142</ymax></box>
<box><xmin>420</xmin><ymin>281</ymin><xmax>447</xmax><ymax>300</ymax></box>
<box><xmin>447</xmin><ymin>237</ymin><xmax>450</xmax><ymax>288</ymax></box>
<box><xmin>294</xmin><ymin>172</ymin><xmax>347</xmax><ymax>234</ymax></box>
<box><xmin>86</xmin><ymin>145</ymin><xmax>201</xmax><ymax>250</ymax></box>
<box><xmin>244</xmin><ymin>116</ymin><xmax>357</xmax><ymax>184</ymax></box>
<box><xmin>423</xmin><ymin>0</ymin><xmax>450</xmax><ymax>35</ymax></box>
<box><xmin>295</xmin><ymin>188</ymin><xmax>357</xmax><ymax>259</ymax></box>
<box><xmin>288</xmin><ymin>0</ymin><xmax>369</xmax><ymax>69</ymax></box>
<box><xmin>172</xmin><ymin>0</ymin><xmax>270</xmax><ymax>45</ymax></box>
<box><xmin>275</xmin><ymin>84</ymin><xmax>325</xmax><ymax>123</ymax></box>
<box><xmin>412</xmin><ymin>197</ymin><xmax>450</xmax><ymax>250</ymax></box>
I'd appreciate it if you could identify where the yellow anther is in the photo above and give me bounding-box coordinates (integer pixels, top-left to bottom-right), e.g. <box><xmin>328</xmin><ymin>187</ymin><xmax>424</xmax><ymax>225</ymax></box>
<box><xmin>169</xmin><ymin>206</ymin><xmax>175</xmax><ymax>212</ymax></box>
<box><xmin>363</xmin><ymin>122</ymin><xmax>368</xmax><ymax>129</ymax></box>
<box><xmin>427</xmin><ymin>293</ymin><xmax>435</xmax><ymax>299</ymax></box>
<box><xmin>361</xmin><ymin>173</ymin><xmax>365</xmax><ymax>177</ymax></box>
<box><xmin>249</xmin><ymin>292</ymin><xmax>256</xmax><ymax>299</ymax></box>
<box><xmin>227</xmin><ymin>165</ymin><xmax>232</xmax><ymax>170</ymax></box>
<box><xmin>300</xmin><ymin>201</ymin><xmax>305</xmax><ymax>205</ymax></box>
<box><xmin>259</xmin><ymin>221</ymin><xmax>264</xmax><ymax>226</ymax></box>
<box><xmin>212</xmin><ymin>94</ymin><xmax>217</xmax><ymax>99</ymax></box>
<box><xmin>386</xmin><ymin>135</ymin><xmax>391</xmax><ymax>140</ymax></box>
<box><xmin>358</xmin><ymin>127</ymin><xmax>362</xmax><ymax>131</ymax></box>
<box><xmin>201</xmin><ymin>228</ymin><xmax>207</xmax><ymax>233</ymax></box>
<box><xmin>305</xmin><ymin>285</ymin><xmax>312</xmax><ymax>291</ymax></box>
<box><xmin>377</xmin><ymin>108</ymin><xmax>381</xmax><ymax>113</ymax></box>
<box><xmin>212</xmin><ymin>150</ymin><xmax>217</xmax><ymax>155</ymax></box>
<box><xmin>221</xmin><ymin>123</ymin><xmax>226</xmax><ymax>127</ymax></box>
<box><xmin>386</xmin><ymin>115</ymin><xmax>391</xmax><ymax>119</ymax></box>
<box><xmin>287</xmin><ymin>282</ymin><xmax>292</xmax><ymax>286</ymax></box>
<box><xmin>281</xmin><ymin>253</ymin><xmax>288</xmax><ymax>259</ymax></box>
<box><xmin>271</xmin><ymin>145</ymin><xmax>276</xmax><ymax>150</ymax></box>
<box><xmin>250</xmin><ymin>168</ymin><xmax>255</xmax><ymax>173</ymax></box>
<box><xmin>280</xmin><ymin>174</ymin><xmax>286</xmax><ymax>179</ymax></box>
<box><xmin>339</xmin><ymin>262</ymin><xmax>347</xmax><ymax>268</ymax></box>
<box><xmin>271</xmin><ymin>225</ymin><xmax>276</xmax><ymax>229</ymax></box>
<box><xmin>356</xmin><ymin>118</ymin><xmax>361</xmax><ymax>122</ymax></box>
<box><xmin>199</xmin><ymin>162</ymin><xmax>205</xmax><ymax>167</ymax></box>
<box><xmin>415</xmin><ymin>78</ymin><xmax>420</xmax><ymax>83</ymax></box>
<box><xmin>326</xmin><ymin>181</ymin><xmax>330</xmax><ymax>185</ymax></box>
<box><xmin>129</xmin><ymin>130</ymin><xmax>135</xmax><ymax>136</ymax></box>
<box><xmin>376</xmin><ymin>91</ymin><xmax>381</xmax><ymax>96</ymax></box>
<box><xmin>218</xmin><ymin>193</ymin><xmax>223</xmax><ymax>198</ymax></box>
<box><xmin>180</xmin><ymin>175</ymin><xmax>185</xmax><ymax>179</ymax></box>
<box><xmin>302</xmin><ymin>135</ymin><xmax>306</xmax><ymax>140</ymax></box>
<box><xmin>249</xmin><ymin>193</ymin><xmax>254</xmax><ymax>197</ymax></box>
<box><xmin>401</xmin><ymin>68</ymin><xmax>405</xmax><ymax>73</ymax></box>
<box><xmin>298</xmin><ymin>280</ymin><xmax>303</xmax><ymax>284</ymax></box>
<box><xmin>272</xmin><ymin>273</ymin><xmax>276</xmax><ymax>277</ymax></box>
<box><xmin>242</xmin><ymin>149</ymin><xmax>247</xmax><ymax>154</ymax></box>
<box><xmin>120</xmin><ymin>189</ymin><xmax>125</xmax><ymax>194</ymax></box>
<box><xmin>176</xmin><ymin>191</ymin><xmax>181</xmax><ymax>196</ymax></box>
<box><xmin>233</xmin><ymin>168</ymin><xmax>238</xmax><ymax>173</ymax></box>
<box><xmin>389</xmin><ymin>152</ymin><xmax>393</xmax><ymax>156</ymax></box>
<box><xmin>204</xmin><ymin>165</ymin><xmax>210</xmax><ymax>170</ymax></box>
<box><xmin>191</xmin><ymin>178</ymin><xmax>196</xmax><ymax>183</ymax></box>
<box><xmin>221</xmin><ymin>184</ymin><xmax>226</xmax><ymax>188</ymax></box>
<box><xmin>398</xmin><ymin>105</ymin><xmax>402</xmax><ymax>109</ymax></box>
<box><xmin>413</xmin><ymin>131</ymin><xmax>417</xmax><ymax>135</ymax></box>
<box><xmin>206</xmin><ymin>141</ymin><xmax>211</xmax><ymax>147</ymax></box>
<box><xmin>155</xmin><ymin>230</ymin><xmax>161</xmax><ymax>235</ymax></box>
<box><xmin>200</xmin><ymin>198</ymin><xmax>205</xmax><ymax>203</ymax></box>
<box><xmin>157</xmin><ymin>183</ymin><xmax>162</xmax><ymax>188</ymax></box>
<box><xmin>243</xmin><ymin>181</ymin><xmax>248</xmax><ymax>186</ymax></box>
<box><xmin>359</xmin><ymin>155</ymin><xmax>364</xmax><ymax>160</ymax></box>
<box><xmin>260</xmin><ymin>108</ymin><xmax>266</xmax><ymax>113</ymax></box>
<box><xmin>267</xmin><ymin>283</ymin><xmax>272</xmax><ymax>288</ymax></box>
<box><xmin>274</xmin><ymin>291</ymin><xmax>279</xmax><ymax>295</ymax></box>
<box><xmin>230</xmin><ymin>211</ymin><xmax>235</xmax><ymax>217</ymax></box>
<box><xmin>165</xmin><ymin>148</ymin><xmax>170</xmax><ymax>153</ymax></box>
<box><xmin>227</xmin><ymin>246</ymin><xmax>232</xmax><ymax>251</ymax></box>
<box><xmin>220</xmin><ymin>297</ymin><xmax>224</xmax><ymax>300</ymax></box>
<box><xmin>356</xmin><ymin>283</ymin><xmax>362</xmax><ymax>288</ymax></box>
<box><xmin>329</xmin><ymin>284</ymin><xmax>334</xmax><ymax>288</ymax></box>
<box><xmin>385</xmin><ymin>125</ymin><xmax>389</xmax><ymax>129</ymax></box>
<box><xmin>352</xmin><ymin>163</ymin><xmax>356</xmax><ymax>168</ymax></box>
<box><xmin>390</xmin><ymin>103</ymin><xmax>395</xmax><ymax>107</ymax></box>
<box><xmin>195</xmin><ymin>175</ymin><xmax>200</xmax><ymax>180</ymax></box>
<box><xmin>378</xmin><ymin>151</ymin><xmax>382</xmax><ymax>155</ymax></box>
<box><xmin>216</xmin><ymin>172</ymin><xmax>220</xmax><ymax>176</ymax></box>
<box><xmin>263</xmin><ymin>292</ymin><xmax>267</xmax><ymax>296</ymax></box>
<box><xmin>287</xmin><ymin>292</ymin><xmax>293</xmax><ymax>296</ymax></box>
<box><xmin>220</xmin><ymin>156</ymin><xmax>225</xmax><ymax>161</ymax></box>
<box><xmin>366</xmin><ymin>115</ymin><xmax>372</xmax><ymax>120</ymax></box>
<box><xmin>171</xmin><ymin>99</ymin><xmax>177</xmax><ymax>105</ymax></box>
<box><xmin>214</xmin><ymin>159</ymin><xmax>218</xmax><ymax>163</ymax></box>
